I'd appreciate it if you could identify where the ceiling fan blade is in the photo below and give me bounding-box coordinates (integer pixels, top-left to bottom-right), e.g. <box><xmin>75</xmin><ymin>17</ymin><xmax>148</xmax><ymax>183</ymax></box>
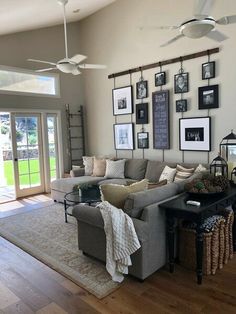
<box><xmin>71</xmin><ymin>68</ymin><xmax>81</xmax><ymax>75</ymax></box>
<box><xmin>27</xmin><ymin>59</ymin><xmax>57</xmax><ymax>66</ymax></box>
<box><xmin>206</xmin><ymin>30</ymin><xmax>228</xmax><ymax>42</ymax></box>
<box><xmin>70</xmin><ymin>54</ymin><xmax>87</xmax><ymax>64</ymax></box>
<box><xmin>216</xmin><ymin>15</ymin><xmax>236</xmax><ymax>25</ymax></box>
<box><xmin>79</xmin><ymin>64</ymin><xmax>107</xmax><ymax>69</ymax></box>
<box><xmin>35</xmin><ymin>68</ymin><xmax>57</xmax><ymax>73</ymax></box>
<box><xmin>139</xmin><ymin>25</ymin><xmax>178</xmax><ymax>31</ymax></box>
<box><xmin>193</xmin><ymin>0</ymin><xmax>215</xmax><ymax>18</ymax></box>
<box><xmin>160</xmin><ymin>34</ymin><xmax>184</xmax><ymax>47</ymax></box>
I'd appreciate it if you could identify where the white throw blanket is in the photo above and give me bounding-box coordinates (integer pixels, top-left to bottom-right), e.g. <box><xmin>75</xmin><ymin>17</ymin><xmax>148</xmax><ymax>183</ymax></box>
<box><xmin>98</xmin><ymin>201</ymin><xmax>141</xmax><ymax>283</ymax></box>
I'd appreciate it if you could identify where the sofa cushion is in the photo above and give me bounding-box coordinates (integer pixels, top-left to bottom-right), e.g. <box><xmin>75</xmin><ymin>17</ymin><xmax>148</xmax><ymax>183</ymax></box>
<box><xmin>125</xmin><ymin>159</ymin><xmax>148</xmax><ymax>180</ymax></box>
<box><xmin>83</xmin><ymin>156</ymin><xmax>94</xmax><ymax>176</ymax></box>
<box><xmin>124</xmin><ymin>182</ymin><xmax>179</xmax><ymax>218</ymax></box>
<box><xmin>92</xmin><ymin>157</ymin><xmax>106</xmax><ymax>177</ymax></box>
<box><xmin>105</xmin><ymin>159</ymin><xmax>125</xmax><ymax>179</ymax></box>
<box><xmin>51</xmin><ymin>176</ymin><xmax>102</xmax><ymax>194</ymax></box>
<box><xmin>98</xmin><ymin>178</ymin><xmax>136</xmax><ymax>186</ymax></box>
<box><xmin>174</xmin><ymin>164</ymin><xmax>195</xmax><ymax>182</ymax></box>
<box><xmin>159</xmin><ymin>165</ymin><xmax>176</xmax><ymax>184</ymax></box>
<box><xmin>100</xmin><ymin>179</ymin><xmax>148</xmax><ymax>209</ymax></box>
<box><xmin>145</xmin><ymin>161</ymin><xmax>177</xmax><ymax>182</ymax></box>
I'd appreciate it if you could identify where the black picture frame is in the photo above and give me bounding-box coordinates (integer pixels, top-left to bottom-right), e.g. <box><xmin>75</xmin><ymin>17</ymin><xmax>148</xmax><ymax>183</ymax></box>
<box><xmin>179</xmin><ymin>116</ymin><xmax>211</xmax><ymax>152</ymax></box>
<box><xmin>136</xmin><ymin>103</ymin><xmax>148</xmax><ymax>124</ymax></box>
<box><xmin>202</xmin><ymin>61</ymin><xmax>215</xmax><ymax>80</ymax></box>
<box><xmin>136</xmin><ymin>80</ymin><xmax>148</xmax><ymax>99</ymax></box>
<box><xmin>137</xmin><ymin>132</ymin><xmax>149</xmax><ymax>149</ymax></box>
<box><xmin>198</xmin><ymin>85</ymin><xmax>219</xmax><ymax>109</ymax></box>
<box><xmin>112</xmin><ymin>85</ymin><xmax>133</xmax><ymax>116</ymax></box>
<box><xmin>176</xmin><ymin>99</ymin><xmax>187</xmax><ymax>112</ymax></box>
<box><xmin>155</xmin><ymin>71</ymin><xmax>166</xmax><ymax>86</ymax></box>
<box><xmin>152</xmin><ymin>90</ymin><xmax>170</xmax><ymax>149</ymax></box>
<box><xmin>113</xmin><ymin>123</ymin><xmax>134</xmax><ymax>150</ymax></box>
<box><xmin>174</xmin><ymin>73</ymin><xmax>189</xmax><ymax>94</ymax></box>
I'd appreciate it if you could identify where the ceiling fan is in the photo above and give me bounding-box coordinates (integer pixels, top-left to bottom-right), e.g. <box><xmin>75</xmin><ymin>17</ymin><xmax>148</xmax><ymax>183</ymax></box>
<box><xmin>141</xmin><ymin>0</ymin><xmax>236</xmax><ymax>47</ymax></box>
<box><xmin>28</xmin><ymin>0</ymin><xmax>106</xmax><ymax>75</ymax></box>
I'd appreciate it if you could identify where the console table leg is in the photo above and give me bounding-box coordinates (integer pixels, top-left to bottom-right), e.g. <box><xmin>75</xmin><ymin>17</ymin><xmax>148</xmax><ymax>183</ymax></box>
<box><xmin>167</xmin><ymin>215</ymin><xmax>175</xmax><ymax>273</ymax></box>
<box><xmin>196</xmin><ymin>225</ymin><xmax>204</xmax><ymax>285</ymax></box>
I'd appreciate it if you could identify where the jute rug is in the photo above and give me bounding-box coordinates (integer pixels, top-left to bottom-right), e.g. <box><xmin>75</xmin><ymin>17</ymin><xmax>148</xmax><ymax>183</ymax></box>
<box><xmin>0</xmin><ymin>203</ymin><xmax>119</xmax><ymax>299</ymax></box>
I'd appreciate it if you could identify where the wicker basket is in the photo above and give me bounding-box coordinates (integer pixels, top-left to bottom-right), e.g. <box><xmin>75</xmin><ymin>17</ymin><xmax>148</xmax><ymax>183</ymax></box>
<box><xmin>220</xmin><ymin>210</ymin><xmax>235</xmax><ymax>264</ymax></box>
<box><xmin>218</xmin><ymin>220</ymin><xmax>225</xmax><ymax>269</ymax></box>
<box><xmin>179</xmin><ymin>228</ymin><xmax>212</xmax><ymax>275</ymax></box>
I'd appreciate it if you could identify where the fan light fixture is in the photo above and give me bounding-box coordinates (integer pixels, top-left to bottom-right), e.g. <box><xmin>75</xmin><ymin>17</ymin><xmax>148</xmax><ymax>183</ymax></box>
<box><xmin>180</xmin><ymin>18</ymin><xmax>215</xmax><ymax>38</ymax></box>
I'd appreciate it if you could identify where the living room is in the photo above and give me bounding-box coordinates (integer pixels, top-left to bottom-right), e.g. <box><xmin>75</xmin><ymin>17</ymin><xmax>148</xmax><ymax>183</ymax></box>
<box><xmin>0</xmin><ymin>0</ymin><xmax>236</xmax><ymax>313</ymax></box>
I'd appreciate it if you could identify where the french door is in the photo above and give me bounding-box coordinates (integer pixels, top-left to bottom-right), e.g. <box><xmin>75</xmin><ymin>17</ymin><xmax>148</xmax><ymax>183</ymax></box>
<box><xmin>11</xmin><ymin>113</ymin><xmax>45</xmax><ymax>198</ymax></box>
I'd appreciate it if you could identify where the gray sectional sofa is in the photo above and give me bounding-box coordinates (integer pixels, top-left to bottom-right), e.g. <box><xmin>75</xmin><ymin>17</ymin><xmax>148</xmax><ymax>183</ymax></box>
<box><xmin>52</xmin><ymin>158</ymin><xmax>207</xmax><ymax>281</ymax></box>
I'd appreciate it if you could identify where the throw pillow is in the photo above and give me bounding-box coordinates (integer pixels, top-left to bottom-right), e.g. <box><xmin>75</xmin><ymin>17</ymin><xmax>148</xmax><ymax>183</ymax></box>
<box><xmin>174</xmin><ymin>164</ymin><xmax>195</xmax><ymax>182</ymax></box>
<box><xmin>92</xmin><ymin>157</ymin><xmax>106</xmax><ymax>177</ymax></box>
<box><xmin>105</xmin><ymin>159</ymin><xmax>125</xmax><ymax>179</ymax></box>
<box><xmin>82</xmin><ymin>156</ymin><xmax>94</xmax><ymax>176</ymax></box>
<box><xmin>159</xmin><ymin>166</ymin><xmax>176</xmax><ymax>184</ymax></box>
<box><xmin>195</xmin><ymin>164</ymin><xmax>207</xmax><ymax>173</ymax></box>
<box><xmin>100</xmin><ymin>179</ymin><xmax>148</xmax><ymax>209</ymax></box>
<box><xmin>148</xmin><ymin>179</ymin><xmax>167</xmax><ymax>189</ymax></box>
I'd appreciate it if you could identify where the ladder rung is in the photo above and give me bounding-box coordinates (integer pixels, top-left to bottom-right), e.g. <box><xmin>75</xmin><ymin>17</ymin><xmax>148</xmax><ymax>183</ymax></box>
<box><xmin>70</xmin><ymin>125</ymin><xmax>82</xmax><ymax>128</ymax></box>
<box><xmin>72</xmin><ymin>159</ymin><xmax>82</xmax><ymax>162</ymax></box>
<box><xmin>71</xmin><ymin>136</ymin><xmax>83</xmax><ymax>139</ymax></box>
<box><xmin>70</xmin><ymin>113</ymin><xmax>81</xmax><ymax>116</ymax></box>
<box><xmin>71</xmin><ymin>148</ymin><xmax>82</xmax><ymax>151</ymax></box>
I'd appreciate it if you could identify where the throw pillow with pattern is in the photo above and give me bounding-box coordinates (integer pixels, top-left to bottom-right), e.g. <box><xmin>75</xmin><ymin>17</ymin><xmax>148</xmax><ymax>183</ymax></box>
<box><xmin>174</xmin><ymin>164</ymin><xmax>194</xmax><ymax>182</ymax></box>
<box><xmin>159</xmin><ymin>165</ymin><xmax>176</xmax><ymax>184</ymax></box>
<box><xmin>105</xmin><ymin>159</ymin><xmax>125</xmax><ymax>179</ymax></box>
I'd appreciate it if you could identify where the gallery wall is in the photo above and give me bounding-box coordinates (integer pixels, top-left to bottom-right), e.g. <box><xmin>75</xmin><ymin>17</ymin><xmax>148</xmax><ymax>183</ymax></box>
<box><xmin>79</xmin><ymin>0</ymin><xmax>236</xmax><ymax>164</ymax></box>
<box><xmin>0</xmin><ymin>22</ymin><xmax>84</xmax><ymax>171</ymax></box>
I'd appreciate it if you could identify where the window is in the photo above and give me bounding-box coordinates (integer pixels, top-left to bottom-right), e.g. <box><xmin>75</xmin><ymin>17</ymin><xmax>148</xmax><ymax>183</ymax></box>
<box><xmin>0</xmin><ymin>66</ymin><xmax>60</xmax><ymax>97</ymax></box>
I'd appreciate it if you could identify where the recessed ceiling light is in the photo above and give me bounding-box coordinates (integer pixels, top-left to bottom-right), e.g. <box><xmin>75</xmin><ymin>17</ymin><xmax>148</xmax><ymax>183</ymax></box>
<box><xmin>73</xmin><ymin>9</ymin><xmax>80</xmax><ymax>13</ymax></box>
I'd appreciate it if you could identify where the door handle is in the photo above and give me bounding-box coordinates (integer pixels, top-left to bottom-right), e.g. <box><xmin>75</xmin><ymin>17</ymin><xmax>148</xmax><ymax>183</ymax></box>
<box><xmin>14</xmin><ymin>158</ymin><xmax>18</xmax><ymax>162</ymax></box>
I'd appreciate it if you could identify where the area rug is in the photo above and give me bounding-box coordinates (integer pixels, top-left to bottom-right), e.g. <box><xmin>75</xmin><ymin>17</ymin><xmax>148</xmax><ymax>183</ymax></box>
<box><xmin>0</xmin><ymin>203</ymin><xmax>120</xmax><ymax>299</ymax></box>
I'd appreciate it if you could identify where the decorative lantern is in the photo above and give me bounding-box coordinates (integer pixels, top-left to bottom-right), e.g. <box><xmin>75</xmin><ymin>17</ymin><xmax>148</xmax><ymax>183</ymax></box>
<box><xmin>230</xmin><ymin>167</ymin><xmax>236</xmax><ymax>184</ymax></box>
<box><xmin>210</xmin><ymin>153</ymin><xmax>228</xmax><ymax>177</ymax></box>
<box><xmin>220</xmin><ymin>130</ymin><xmax>236</xmax><ymax>177</ymax></box>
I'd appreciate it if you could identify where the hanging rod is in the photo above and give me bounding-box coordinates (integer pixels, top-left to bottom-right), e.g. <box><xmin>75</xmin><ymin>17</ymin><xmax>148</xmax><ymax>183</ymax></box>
<box><xmin>108</xmin><ymin>47</ymin><xmax>220</xmax><ymax>79</ymax></box>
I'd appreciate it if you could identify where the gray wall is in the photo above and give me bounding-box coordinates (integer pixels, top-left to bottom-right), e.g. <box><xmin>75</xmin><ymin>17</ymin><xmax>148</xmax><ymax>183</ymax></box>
<box><xmin>79</xmin><ymin>0</ymin><xmax>236</xmax><ymax>164</ymax></box>
<box><xmin>0</xmin><ymin>22</ymin><xmax>84</xmax><ymax>171</ymax></box>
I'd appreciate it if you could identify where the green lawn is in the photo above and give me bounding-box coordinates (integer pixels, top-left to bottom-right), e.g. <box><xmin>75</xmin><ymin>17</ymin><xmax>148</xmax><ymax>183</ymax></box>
<box><xmin>4</xmin><ymin>158</ymin><xmax>56</xmax><ymax>186</ymax></box>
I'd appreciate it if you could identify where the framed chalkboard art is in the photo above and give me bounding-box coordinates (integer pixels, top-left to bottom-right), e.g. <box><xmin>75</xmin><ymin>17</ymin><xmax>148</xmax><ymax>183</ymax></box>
<box><xmin>179</xmin><ymin>117</ymin><xmax>211</xmax><ymax>151</ymax></box>
<box><xmin>152</xmin><ymin>90</ymin><xmax>170</xmax><ymax>149</ymax></box>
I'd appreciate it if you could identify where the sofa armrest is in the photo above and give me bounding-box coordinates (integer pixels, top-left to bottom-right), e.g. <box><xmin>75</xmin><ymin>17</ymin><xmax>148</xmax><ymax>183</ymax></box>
<box><xmin>70</xmin><ymin>168</ymin><xmax>85</xmax><ymax>177</ymax></box>
<box><xmin>72</xmin><ymin>204</ymin><xmax>104</xmax><ymax>228</ymax></box>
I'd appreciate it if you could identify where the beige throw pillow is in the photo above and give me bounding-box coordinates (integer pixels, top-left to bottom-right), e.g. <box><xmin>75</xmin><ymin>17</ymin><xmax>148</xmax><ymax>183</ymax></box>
<box><xmin>195</xmin><ymin>164</ymin><xmax>207</xmax><ymax>173</ymax></box>
<box><xmin>82</xmin><ymin>156</ymin><xmax>94</xmax><ymax>176</ymax></box>
<box><xmin>174</xmin><ymin>164</ymin><xmax>194</xmax><ymax>182</ymax></box>
<box><xmin>105</xmin><ymin>159</ymin><xmax>125</xmax><ymax>179</ymax></box>
<box><xmin>92</xmin><ymin>157</ymin><xmax>106</xmax><ymax>177</ymax></box>
<box><xmin>100</xmin><ymin>179</ymin><xmax>148</xmax><ymax>209</ymax></box>
<box><xmin>159</xmin><ymin>166</ymin><xmax>176</xmax><ymax>184</ymax></box>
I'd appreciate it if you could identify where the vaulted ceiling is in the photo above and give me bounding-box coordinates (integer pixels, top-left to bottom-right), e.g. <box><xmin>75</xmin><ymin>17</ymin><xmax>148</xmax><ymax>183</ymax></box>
<box><xmin>0</xmin><ymin>0</ymin><xmax>115</xmax><ymax>36</ymax></box>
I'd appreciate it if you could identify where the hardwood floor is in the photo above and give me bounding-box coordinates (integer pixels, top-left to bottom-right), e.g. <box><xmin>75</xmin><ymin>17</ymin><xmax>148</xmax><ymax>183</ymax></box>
<box><xmin>0</xmin><ymin>195</ymin><xmax>235</xmax><ymax>314</ymax></box>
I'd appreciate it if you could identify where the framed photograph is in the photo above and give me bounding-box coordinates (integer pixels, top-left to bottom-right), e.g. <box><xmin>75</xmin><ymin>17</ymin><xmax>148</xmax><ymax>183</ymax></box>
<box><xmin>112</xmin><ymin>86</ymin><xmax>133</xmax><ymax>115</ymax></box>
<box><xmin>113</xmin><ymin>123</ymin><xmax>134</xmax><ymax>150</ymax></box>
<box><xmin>174</xmin><ymin>73</ymin><xmax>189</xmax><ymax>94</ymax></box>
<box><xmin>136</xmin><ymin>103</ymin><xmax>148</xmax><ymax>124</ymax></box>
<box><xmin>198</xmin><ymin>85</ymin><xmax>219</xmax><ymax>109</ymax></box>
<box><xmin>137</xmin><ymin>132</ymin><xmax>149</xmax><ymax>149</ymax></box>
<box><xmin>179</xmin><ymin>117</ymin><xmax>211</xmax><ymax>151</ymax></box>
<box><xmin>202</xmin><ymin>61</ymin><xmax>215</xmax><ymax>80</ymax></box>
<box><xmin>176</xmin><ymin>99</ymin><xmax>187</xmax><ymax>112</ymax></box>
<box><xmin>136</xmin><ymin>80</ymin><xmax>148</xmax><ymax>99</ymax></box>
<box><xmin>155</xmin><ymin>71</ymin><xmax>166</xmax><ymax>86</ymax></box>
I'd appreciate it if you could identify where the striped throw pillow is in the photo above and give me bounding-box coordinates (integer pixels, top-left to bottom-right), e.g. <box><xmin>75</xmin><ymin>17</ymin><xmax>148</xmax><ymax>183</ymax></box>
<box><xmin>174</xmin><ymin>164</ymin><xmax>194</xmax><ymax>182</ymax></box>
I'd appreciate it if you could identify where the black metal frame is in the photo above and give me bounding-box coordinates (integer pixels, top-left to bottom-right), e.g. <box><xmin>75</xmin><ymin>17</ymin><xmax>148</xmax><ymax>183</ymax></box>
<box><xmin>155</xmin><ymin>71</ymin><xmax>166</xmax><ymax>86</ymax></box>
<box><xmin>136</xmin><ymin>103</ymin><xmax>148</xmax><ymax>124</ymax></box>
<box><xmin>198</xmin><ymin>84</ymin><xmax>219</xmax><ymax>110</ymax></box>
<box><xmin>112</xmin><ymin>85</ymin><xmax>133</xmax><ymax>116</ymax></box>
<box><xmin>137</xmin><ymin>132</ymin><xmax>149</xmax><ymax>149</ymax></box>
<box><xmin>174</xmin><ymin>72</ymin><xmax>189</xmax><ymax>94</ymax></box>
<box><xmin>202</xmin><ymin>61</ymin><xmax>215</xmax><ymax>80</ymax></box>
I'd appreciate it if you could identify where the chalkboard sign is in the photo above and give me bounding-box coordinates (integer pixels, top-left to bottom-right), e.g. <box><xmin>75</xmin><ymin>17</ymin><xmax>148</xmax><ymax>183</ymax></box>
<box><xmin>152</xmin><ymin>90</ymin><xmax>170</xmax><ymax>149</ymax></box>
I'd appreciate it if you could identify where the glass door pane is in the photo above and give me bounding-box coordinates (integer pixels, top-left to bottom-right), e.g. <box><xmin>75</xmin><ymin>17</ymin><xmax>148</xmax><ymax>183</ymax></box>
<box><xmin>11</xmin><ymin>113</ymin><xmax>44</xmax><ymax>198</ymax></box>
<box><xmin>47</xmin><ymin>115</ymin><xmax>59</xmax><ymax>181</ymax></box>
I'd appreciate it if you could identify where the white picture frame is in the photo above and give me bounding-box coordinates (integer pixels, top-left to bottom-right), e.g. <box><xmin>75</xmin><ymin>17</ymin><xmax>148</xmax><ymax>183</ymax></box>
<box><xmin>113</xmin><ymin>123</ymin><xmax>134</xmax><ymax>150</ymax></box>
<box><xmin>179</xmin><ymin>117</ymin><xmax>211</xmax><ymax>151</ymax></box>
<box><xmin>112</xmin><ymin>86</ymin><xmax>133</xmax><ymax>115</ymax></box>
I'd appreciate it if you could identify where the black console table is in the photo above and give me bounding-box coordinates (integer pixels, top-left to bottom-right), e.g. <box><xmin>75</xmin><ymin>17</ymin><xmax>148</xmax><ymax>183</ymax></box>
<box><xmin>160</xmin><ymin>184</ymin><xmax>236</xmax><ymax>285</ymax></box>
